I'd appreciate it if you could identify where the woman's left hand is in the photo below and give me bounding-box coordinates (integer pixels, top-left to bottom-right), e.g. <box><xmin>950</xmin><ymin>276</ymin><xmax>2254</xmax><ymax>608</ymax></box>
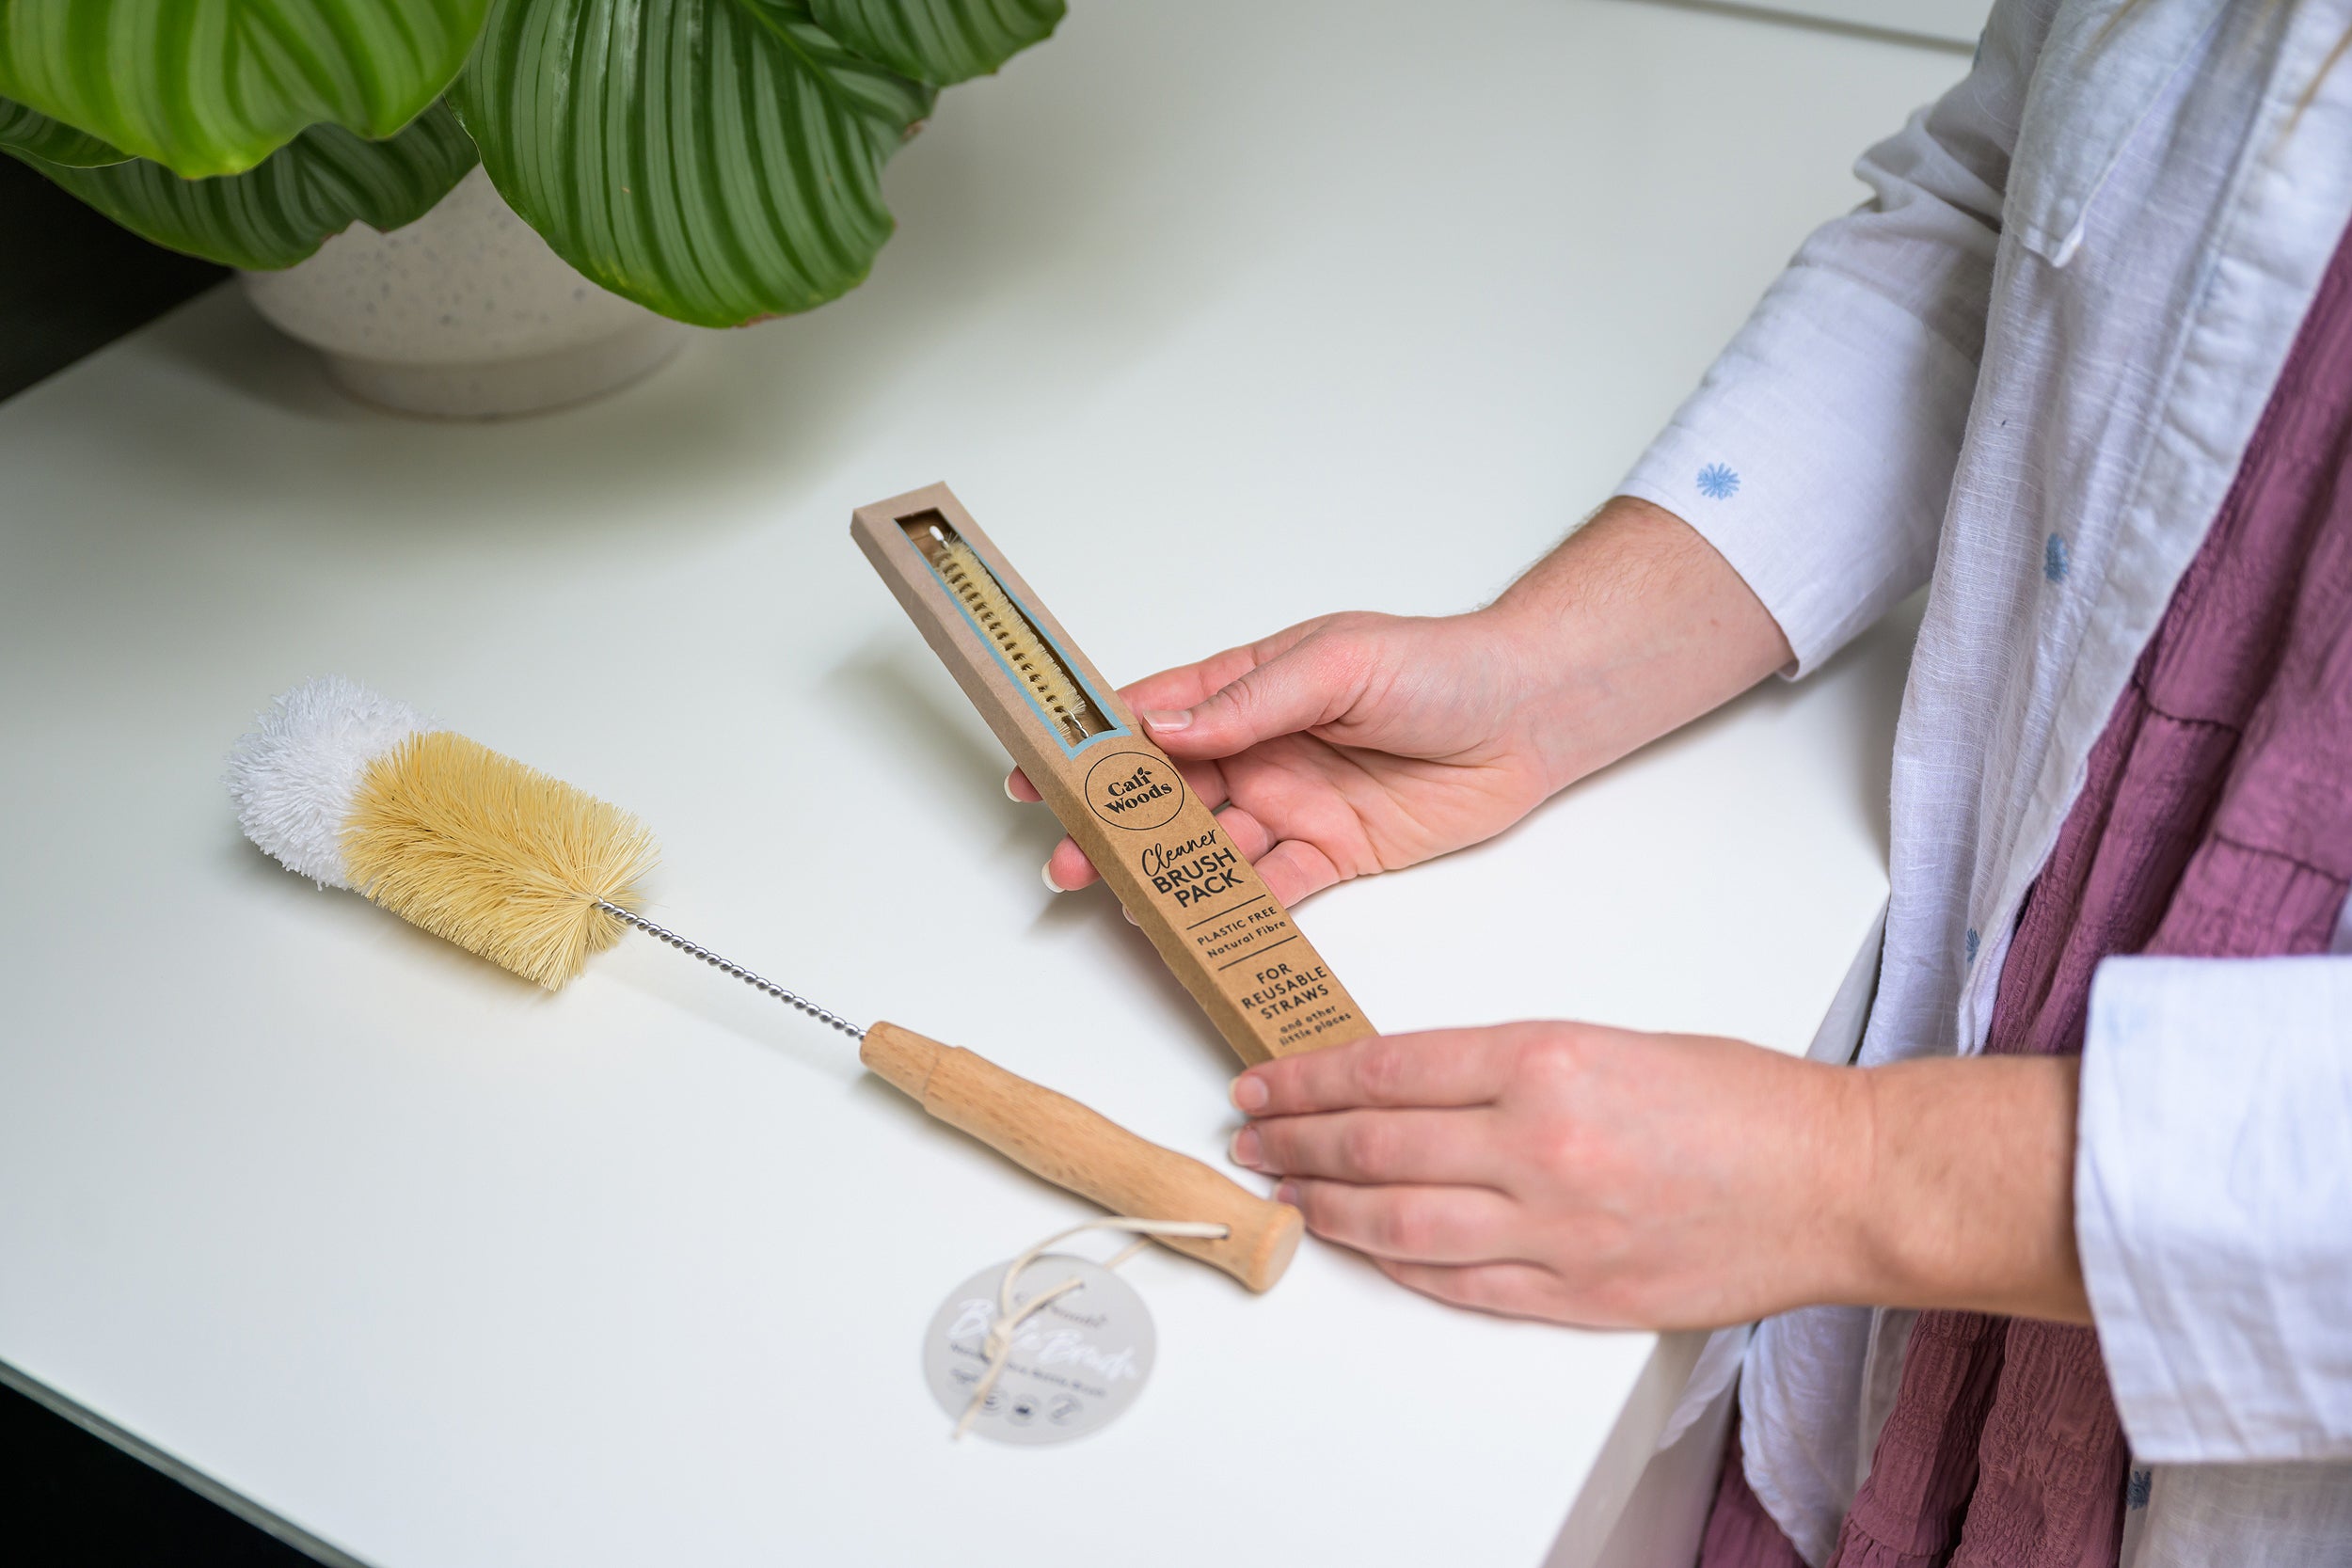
<box><xmin>1229</xmin><ymin>1022</ymin><xmax>2092</xmax><ymax>1329</ymax></box>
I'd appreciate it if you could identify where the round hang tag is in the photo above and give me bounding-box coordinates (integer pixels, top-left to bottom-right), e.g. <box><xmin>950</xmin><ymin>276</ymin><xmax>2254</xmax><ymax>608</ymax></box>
<box><xmin>923</xmin><ymin>1255</ymin><xmax>1156</xmax><ymax>1445</ymax></box>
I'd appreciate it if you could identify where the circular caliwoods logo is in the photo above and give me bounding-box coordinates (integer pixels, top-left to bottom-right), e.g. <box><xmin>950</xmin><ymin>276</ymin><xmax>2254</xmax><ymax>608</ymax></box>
<box><xmin>1083</xmin><ymin>751</ymin><xmax>1186</xmax><ymax>832</ymax></box>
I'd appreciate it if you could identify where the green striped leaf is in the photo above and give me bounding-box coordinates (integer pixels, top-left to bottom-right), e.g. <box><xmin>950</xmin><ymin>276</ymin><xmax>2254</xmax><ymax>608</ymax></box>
<box><xmin>0</xmin><ymin>96</ymin><xmax>130</xmax><ymax>166</ymax></box>
<box><xmin>453</xmin><ymin>0</ymin><xmax>935</xmax><ymax>329</ymax></box>
<box><xmin>11</xmin><ymin>100</ymin><xmax>479</xmax><ymax>270</ymax></box>
<box><xmin>808</xmin><ymin>0</ymin><xmax>1061</xmax><ymax>85</ymax></box>
<box><xmin>0</xmin><ymin>0</ymin><xmax>492</xmax><ymax>178</ymax></box>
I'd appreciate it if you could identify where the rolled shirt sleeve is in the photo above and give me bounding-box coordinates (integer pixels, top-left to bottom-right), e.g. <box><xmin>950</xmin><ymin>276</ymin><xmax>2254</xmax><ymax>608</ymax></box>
<box><xmin>2078</xmin><ymin>955</ymin><xmax>2352</xmax><ymax>1463</ymax></box>
<box><xmin>1617</xmin><ymin>2</ymin><xmax>2038</xmax><ymax>673</ymax></box>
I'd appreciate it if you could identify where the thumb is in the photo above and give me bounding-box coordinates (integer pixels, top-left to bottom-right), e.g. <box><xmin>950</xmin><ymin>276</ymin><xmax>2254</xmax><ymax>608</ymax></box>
<box><xmin>1138</xmin><ymin>634</ymin><xmax>1364</xmax><ymax>758</ymax></box>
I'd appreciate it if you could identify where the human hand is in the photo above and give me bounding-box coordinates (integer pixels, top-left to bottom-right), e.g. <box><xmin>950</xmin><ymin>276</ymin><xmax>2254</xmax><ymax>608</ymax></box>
<box><xmin>1227</xmin><ymin>1023</ymin><xmax>2090</xmax><ymax>1329</ymax></box>
<box><xmin>1011</xmin><ymin>609</ymin><xmax>1560</xmax><ymax>906</ymax></box>
<box><xmin>1226</xmin><ymin>1022</ymin><xmax>1869</xmax><ymax>1327</ymax></box>
<box><xmin>1009</xmin><ymin>498</ymin><xmax>1794</xmax><ymax>905</ymax></box>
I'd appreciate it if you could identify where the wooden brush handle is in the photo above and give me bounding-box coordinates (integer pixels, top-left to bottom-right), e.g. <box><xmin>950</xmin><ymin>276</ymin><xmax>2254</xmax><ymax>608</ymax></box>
<box><xmin>859</xmin><ymin>1021</ymin><xmax>1302</xmax><ymax>1292</ymax></box>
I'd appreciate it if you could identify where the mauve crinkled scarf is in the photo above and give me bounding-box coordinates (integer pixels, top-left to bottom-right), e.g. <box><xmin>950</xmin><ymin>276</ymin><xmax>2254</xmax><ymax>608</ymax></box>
<box><xmin>1698</xmin><ymin>213</ymin><xmax>2352</xmax><ymax>1568</ymax></box>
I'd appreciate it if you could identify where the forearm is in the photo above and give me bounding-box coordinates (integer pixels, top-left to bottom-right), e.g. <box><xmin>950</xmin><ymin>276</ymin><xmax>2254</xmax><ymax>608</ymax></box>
<box><xmin>1842</xmin><ymin>1055</ymin><xmax>2091</xmax><ymax>1324</ymax></box>
<box><xmin>1486</xmin><ymin>496</ymin><xmax>1793</xmax><ymax>792</ymax></box>
<box><xmin>1486</xmin><ymin>506</ymin><xmax>2084</xmax><ymax>1325</ymax></box>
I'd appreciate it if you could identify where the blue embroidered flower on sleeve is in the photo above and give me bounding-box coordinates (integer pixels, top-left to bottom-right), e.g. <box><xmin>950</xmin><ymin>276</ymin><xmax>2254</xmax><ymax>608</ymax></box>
<box><xmin>2045</xmin><ymin>533</ymin><xmax>2071</xmax><ymax>582</ymax></box>
<box><xmin>1965</xmin><ymin>927</ymin><xmax>1980</xmax><ymax>963</ymax></box>
<box><xmin>2128</xmin><ymin>1468</ymin><xmax>2153</xmax><ymax>1511</ymax></box>
<box><xmin>1696</xmin><ymin>463</ymin><xmax>1741</xmax><ymax>499</ymax></box>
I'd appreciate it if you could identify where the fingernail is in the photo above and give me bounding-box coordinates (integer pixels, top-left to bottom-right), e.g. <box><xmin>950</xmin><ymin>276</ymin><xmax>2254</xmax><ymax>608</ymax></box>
<box><xmin>1120</xmin><ymin>902</ymin><xmax>1138</xmax><ymax>926</ymax></box>
<box><xmin>1041</xmin><ymin>862</ymin><xmax>1063</xmax><ymax>894</ymax></box>
<box><xmin>1141</xmin><ymin>707</ymin><xmax>1192</xmax><ymax>733</ymax></box>
<box><xmin>1003</xmin><ymin>772</ymin><xmax>1021</xmax><ymax>801</ymax></box>
<box><xmin>1274</xmin><ymin>1181</ymin><xmax>1299</xmax><ymax>1208</ymax></box>
<box><xmin>1232</xmin><ymin>1074</ymin><xmax>1269</xmax><ymax>1112</ymax></box>
<box><xmin>1230</xmin><ymin>1126</ymin><xmax>1263</xmax><ymax>1168</ymax></box>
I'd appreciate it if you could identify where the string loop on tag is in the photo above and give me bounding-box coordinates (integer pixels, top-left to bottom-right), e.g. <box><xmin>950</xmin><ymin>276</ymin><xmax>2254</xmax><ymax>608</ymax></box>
<box><xmin>954</xmin><ymin>1216</ymin><xmax>1230</xmax><ymax>1440</ymax></box>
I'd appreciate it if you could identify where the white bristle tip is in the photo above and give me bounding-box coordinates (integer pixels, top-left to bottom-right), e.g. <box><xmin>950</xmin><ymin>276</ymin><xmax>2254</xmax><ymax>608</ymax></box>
<box><xmin>225</xmin><ymin>676</ymin><xmax>433</xmax><ymax>889</ymax></box>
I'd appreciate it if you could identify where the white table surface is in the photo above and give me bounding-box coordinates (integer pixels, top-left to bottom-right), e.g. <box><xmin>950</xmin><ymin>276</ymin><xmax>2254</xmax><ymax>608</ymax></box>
<box><xmin>0</xmin><ymin>5</ymin><xmax>1962</xmax><ymax>1564</ymax></box>
<box><xmin>1739</xmin><ymin>0</ymin><xmax>1986</xmax><ymax>47</ymax></box>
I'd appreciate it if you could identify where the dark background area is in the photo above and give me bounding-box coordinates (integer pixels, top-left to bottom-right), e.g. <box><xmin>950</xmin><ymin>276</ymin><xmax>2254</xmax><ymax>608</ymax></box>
<box><xmin>1</xmin><ymin>154</ymin><xmax>224</xmax><ymax>401</ymax></box>
<box><xmin>0</xmin><ymin>1383</ymin><xmax>319</xmax><ymax>1566</ymax></box>
<box><xmin>2</xmin><ymin>158</ymin><xmax>316</xmax><ymax>1565</ymax></box>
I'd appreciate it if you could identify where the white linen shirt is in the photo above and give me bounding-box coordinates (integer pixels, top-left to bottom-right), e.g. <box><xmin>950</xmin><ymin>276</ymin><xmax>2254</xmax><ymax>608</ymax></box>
<box><xmin>1616</xmin><ymin>2</ymin><xmax>2352</xmax><ymax>1563</ymax></box>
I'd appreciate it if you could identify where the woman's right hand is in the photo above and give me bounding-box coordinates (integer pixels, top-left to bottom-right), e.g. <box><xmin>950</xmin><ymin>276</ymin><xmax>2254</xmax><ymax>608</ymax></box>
<box><xmin>1012</xmin><ymin>497</ymin><xmax>1793</xmax><ymax>908</ymax></box>
<box><xmin>1013</xmin><ymin>609</ymin><xmax>1559</xmax><ymax>907</ymax></box>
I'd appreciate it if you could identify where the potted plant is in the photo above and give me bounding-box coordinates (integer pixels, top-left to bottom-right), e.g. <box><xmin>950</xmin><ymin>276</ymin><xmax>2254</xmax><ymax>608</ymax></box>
<box><xmin>0</xmin><ymin>0</ymin><xmax>1060</xmax><ymax>414</ymax></box>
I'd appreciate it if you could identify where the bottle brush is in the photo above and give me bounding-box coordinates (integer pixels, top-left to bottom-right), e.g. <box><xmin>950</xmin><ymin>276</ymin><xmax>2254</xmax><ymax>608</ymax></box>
<box><xmin>225</xmin><ymin>677</ymin><xmax>1300</xmax><ymax>1291</ymax></box>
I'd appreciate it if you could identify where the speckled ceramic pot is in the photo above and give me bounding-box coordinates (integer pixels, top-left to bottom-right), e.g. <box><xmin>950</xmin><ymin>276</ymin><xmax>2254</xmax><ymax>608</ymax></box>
<box><xmin>239</xmin><ymin>166</ymin><xmax>687</xmax><ymax>418</ymax></box>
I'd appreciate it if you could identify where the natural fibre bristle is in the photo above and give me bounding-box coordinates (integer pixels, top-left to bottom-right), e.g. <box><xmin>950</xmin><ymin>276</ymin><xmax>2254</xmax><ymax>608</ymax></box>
<box><xmin>933</xmin><ymin>536</ymin><xmax>1093</xmax><ymax>742</ymax></box>
<box><xmin>342</xmin><ymin>731</ymin><xmax>658</xmax><ymax>990</ymax></box>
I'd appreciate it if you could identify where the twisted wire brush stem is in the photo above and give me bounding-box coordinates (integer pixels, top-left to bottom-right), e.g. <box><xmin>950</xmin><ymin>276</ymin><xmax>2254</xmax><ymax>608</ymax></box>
<box><xmin>593</xmin><ymin>900</ymin><xmax>866</xmax><ymax>1041</ymax></box>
